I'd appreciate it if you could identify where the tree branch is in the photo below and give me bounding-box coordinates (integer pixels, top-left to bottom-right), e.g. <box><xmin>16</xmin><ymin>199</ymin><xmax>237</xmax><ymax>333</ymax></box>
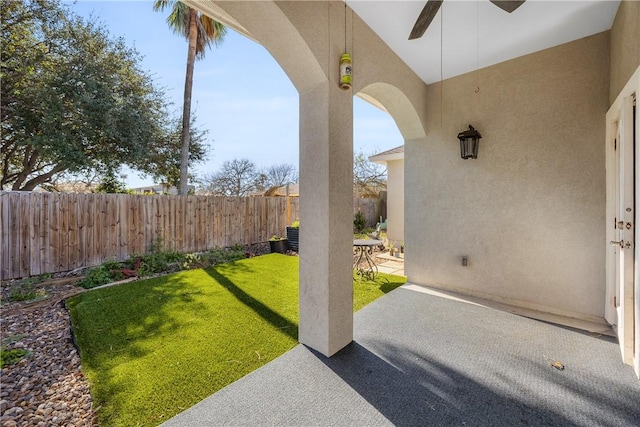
<box><xmin>17</xmin><ymin>164</ymin><xmax>66</xmax><ymax>191</ymax></box>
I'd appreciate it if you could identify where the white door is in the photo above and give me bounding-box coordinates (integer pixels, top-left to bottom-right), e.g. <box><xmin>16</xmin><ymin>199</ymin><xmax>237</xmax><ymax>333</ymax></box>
<box><xmin>608</xmin><ymin>96</ymin><xmax>635</xmax><ymax>365</ymax></box>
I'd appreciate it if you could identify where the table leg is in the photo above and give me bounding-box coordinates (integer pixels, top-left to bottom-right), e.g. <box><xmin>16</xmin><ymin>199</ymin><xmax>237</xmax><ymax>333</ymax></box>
<box><xmin>353</xmin><ymin>245</ymin><xmax>378</xmax><ymax>280</ymax></box>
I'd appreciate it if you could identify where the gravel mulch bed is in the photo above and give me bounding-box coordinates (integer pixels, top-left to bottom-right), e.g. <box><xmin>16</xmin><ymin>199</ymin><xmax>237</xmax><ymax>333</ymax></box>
<box><xmin>1</xmin><ymin>295</ymin><xmax>96</xmax><ymax>427</ymax></box>
<box><xmin>0</xmin><ymin>243</ymin><xmax>274</xmax><ymax>426</ymax></box>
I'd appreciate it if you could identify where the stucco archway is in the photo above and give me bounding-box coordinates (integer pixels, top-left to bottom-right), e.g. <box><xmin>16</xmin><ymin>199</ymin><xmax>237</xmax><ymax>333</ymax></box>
<box><xmin>185</xmin><ymin>0</ymin><xmax>326</xmax><ymax>93</ymax></box>
<box><xmin>357</xmin><ymin>82</ymin><xmax>426</xmax><ymax>248</ymax></box>
<box><xmin>358</xmin><ymin>82</ymin><xmax>426</xmax><ymax>141</ymax></box>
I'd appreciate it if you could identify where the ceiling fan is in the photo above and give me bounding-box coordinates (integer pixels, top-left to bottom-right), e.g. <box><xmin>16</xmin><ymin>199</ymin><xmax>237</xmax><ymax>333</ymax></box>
<box><xmin>409</xmin><ymin>0</ymin><xmax>526</xmax><ymax>40</ymax></box>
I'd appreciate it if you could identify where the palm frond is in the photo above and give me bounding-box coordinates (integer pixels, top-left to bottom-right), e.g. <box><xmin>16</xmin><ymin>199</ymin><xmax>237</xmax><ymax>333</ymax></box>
<box><xmin>152</xmin><ymin>0</ymin><xmax>171</xmax><ymax>12</ymax></box>
<box><xmin>166</xmin><ymin>2</ymin><xmax>189</xmax><ymax>37</ymax></box>
<box><xmin>200</xmin><ymin>15</ymin><xmax>226</xmax><ymax>47</ymax></box>
<box><xmin>154</xmin><ymin>1</ymin><xmax>226</xmax><ymax>58</ymax></box>
<box><xmin>194</xmin><ymin>13</ymin><xmax>226</xmax><ymax>59</ymax></box>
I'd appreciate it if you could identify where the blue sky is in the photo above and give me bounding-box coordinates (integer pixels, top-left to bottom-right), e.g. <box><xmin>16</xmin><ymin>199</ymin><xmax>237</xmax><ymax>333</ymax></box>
<box><xmin>67</xmin><ymin>1</ymin><xmax>403</xmax><ymax>188</ymax></box>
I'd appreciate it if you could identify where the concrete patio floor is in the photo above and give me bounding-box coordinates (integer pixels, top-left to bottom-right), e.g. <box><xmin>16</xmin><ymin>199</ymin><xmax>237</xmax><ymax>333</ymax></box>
<box><xmin>163</xmin><ymin>283</ymin><xmax>640</xmax><ymax>426</ymax></box>
<box><xmin>375</xmin><ymin>252</ymin><xmax>405</xmax><ymax>276</ymax></box>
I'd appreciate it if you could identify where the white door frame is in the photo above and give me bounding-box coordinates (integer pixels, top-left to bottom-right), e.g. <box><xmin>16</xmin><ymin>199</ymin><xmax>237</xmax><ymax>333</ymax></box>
<box><xmin>605</xmin><ymin>66</ymin><xmax>640</xmax><ymax>378</ymax></box>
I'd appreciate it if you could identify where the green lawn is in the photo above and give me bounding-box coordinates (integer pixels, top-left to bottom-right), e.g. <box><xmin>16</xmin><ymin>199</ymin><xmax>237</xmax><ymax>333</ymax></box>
<box><xmin>67</xmin><ymin>253</ymin><xmax>406</xmax><ymax>426</ymax></box>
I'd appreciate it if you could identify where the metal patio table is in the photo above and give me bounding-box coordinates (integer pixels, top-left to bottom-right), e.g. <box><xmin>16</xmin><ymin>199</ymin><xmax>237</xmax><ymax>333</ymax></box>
<box><xmin>353</xmin><ymin>239</ymin><xmax>382</xmax><ymax>280</ymax></box>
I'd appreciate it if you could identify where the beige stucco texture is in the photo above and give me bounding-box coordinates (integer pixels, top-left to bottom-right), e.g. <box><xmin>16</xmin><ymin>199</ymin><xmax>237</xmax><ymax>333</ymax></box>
<box><xmin>609</xmin><ymin>0</ymin><xmax>640</xmax><ymax>103</ymax></box>
<box><xmin>406</xmin><ymin>32</ymin><xmax>610</xmax><ymax>320</ymax></box>
<box><xmin>385</xmin><ymin>159</ymin><xmax>404</xmax><ymax>244</ymax></box>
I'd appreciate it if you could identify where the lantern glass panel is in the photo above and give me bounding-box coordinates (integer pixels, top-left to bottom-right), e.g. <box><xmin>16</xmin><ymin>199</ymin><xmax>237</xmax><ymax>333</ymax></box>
<box><xmin>460</xmin><ymin>137</ymin><xmax>478</xmax><ymax>159</ymax></box>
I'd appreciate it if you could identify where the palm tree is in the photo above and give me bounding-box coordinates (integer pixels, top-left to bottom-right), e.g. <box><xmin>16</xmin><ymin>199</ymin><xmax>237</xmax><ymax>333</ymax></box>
<box><xmin>153</xmin><ymin>1</ymin><xmax>226</xmax><ymax>195</ymax></box>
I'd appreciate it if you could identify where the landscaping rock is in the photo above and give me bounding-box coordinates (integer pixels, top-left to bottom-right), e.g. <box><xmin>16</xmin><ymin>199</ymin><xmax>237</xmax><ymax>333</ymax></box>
<box><xmin>0</xmin><ymin>303</ymin><xmax>96</xmax><ymax>426</ymax></box>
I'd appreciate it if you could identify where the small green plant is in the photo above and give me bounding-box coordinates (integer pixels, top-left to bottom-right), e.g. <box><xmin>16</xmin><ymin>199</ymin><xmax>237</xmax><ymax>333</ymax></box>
<box><xmin>290</xmin><ymin>218</ymin><xmax>300</xmax><ymax>228</ymax></box>
<box><xmin>74</xmin><ymin>244</ymin><xmax>249</xmax><ymax>286</ymax></box>
<box><xmin>19</xmin><ymin>277</ymin><xmax>39</xmax><ymax>287</ymax></box>
<box><xmin>0</xmin><ymin>336</ymin><xmax>31</xmax><ymax>368</ymax></box>
<box><xmin>102</xmin><ymin>258</ymin><xmax>122</xmax><ymax>271</ymax></box>
<box><xmin>150</xmin><ymin>237</ymin><xmax>165</xmax><ymax>254</ymax></box>
<box><xmin>354</xmin><ymin>211</ymin><xmax>367</xmax><ymax>233</ymax></box>
<box><xmin>183</xmin><ymin>253</ymin><xmax>204</xmax><ymax>270</ymax></box>
<box><xmin>200</xmin><ymin>247</ymin><xmax>245</xmax><ymax>266</ymax></box>
<box><xmin>7</xmin><ymin>282</ymin><xmax>46</xmax><ymax>302</ymax></box>
<box><xmin>269</xmin><ymin>235</ymin><xmax>285</xmax><ymax>241</ymax></box>
<box><xmin>136</xmin><ymin>261</ymin><xmax>153</xmax><ymax>278</ymax></box>
<box><xmin>132</xmin><ymin>246</ymin><xmax>185</xmax><ymax>277</ymax></box>
<box><xmin>223</xmin><ymin>247</ymin><xmax>247</xmax><ymax>263</ymax></box>
<box><xmin>9</xmin><ymin>288</ymin><xmax>38</xmax><ymax>301</ymax></box>
<box><xmin>0</xmin><ymin>347</ymin><xmax>30</xmax><ymax>368</ymax></box>
<box><xmin>79</xmin><ymin>265</ymin><xmax>113</xmax><ymax>289</ymax></box>
<box><xmin>100</xmin><ymin>258</ymin><xmax>124</xmax><ymax>281</ymax></box>
<box><xmin>147</xmin><ymin>253</ymin><xmax>168</xmax><ymax>273</ymax></box>
<box><xmin>2</xmin><ymin>274</ymin><xmax>52</xmax><ymax>303</ymax></box>
<box><xmin>204</xmin><ymin>249</ymin><xmax>225</xmax><ymax>265</ymax></box>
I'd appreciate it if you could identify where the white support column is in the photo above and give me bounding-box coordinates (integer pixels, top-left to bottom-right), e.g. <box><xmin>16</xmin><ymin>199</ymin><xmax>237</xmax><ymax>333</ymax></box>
<box><xmin>298</xmin><ymin>78</ymin><xmax>354</xmax><ymax>357</ymax></box>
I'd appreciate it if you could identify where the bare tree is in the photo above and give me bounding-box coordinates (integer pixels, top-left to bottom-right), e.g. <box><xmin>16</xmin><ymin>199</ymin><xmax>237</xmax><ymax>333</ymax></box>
<box><xmin>199</xmin><ymin>158</ymin><xmax>265</xmax><ymax>196</ymax></box>
<box><xmin>263</xmin><ymin>163</ymin><xmax>298</xmax><ymax>188</ymax></box>
<box><xmin>354</xmin><ymin>151</ymin><xmax>387</xmax><ymax>197</ymax></box>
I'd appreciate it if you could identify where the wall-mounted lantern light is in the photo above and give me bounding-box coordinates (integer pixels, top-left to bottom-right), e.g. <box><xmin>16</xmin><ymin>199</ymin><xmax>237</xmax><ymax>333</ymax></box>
<box><xmin>456</xmin><ymin>125</ymin><xmax>482</xmax><ymax>159</ymax></box>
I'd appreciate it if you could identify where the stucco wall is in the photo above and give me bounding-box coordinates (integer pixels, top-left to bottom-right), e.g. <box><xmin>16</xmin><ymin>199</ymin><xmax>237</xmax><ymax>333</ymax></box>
<box><xmin>406</xmin><ymin>32</ymin><xmax>610</xmax><ymax>320</ymax></box>
<box><xmin>609</xmin><ymin>0</ymin><xmax>640</xmax><ymax>103</ymax></box>
<box><xmin>386</xmin><ymin>159</ymin><xmax>404</xmax><ymax>244</ymax></box>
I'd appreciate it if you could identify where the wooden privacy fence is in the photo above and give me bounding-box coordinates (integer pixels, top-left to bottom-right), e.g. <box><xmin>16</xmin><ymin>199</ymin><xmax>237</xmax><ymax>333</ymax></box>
<box><xmin>0</xmin><ymin>192</ymin><xmax>299</xmax><ymax>280</ymax></box>
<box><xmin>354</xmin><ymin>197</ymin><xmax>381</xmax><ymax>227</ymax></box>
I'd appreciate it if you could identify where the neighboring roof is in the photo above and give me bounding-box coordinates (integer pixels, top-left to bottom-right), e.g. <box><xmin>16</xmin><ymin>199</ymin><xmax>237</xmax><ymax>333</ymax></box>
<box><xmin>369</xmin><ymin>145</ymin><xmax>404</xmax><ymax>165</ymax></box>
<box><xmin>131</xmin><ymin>184</ymin><xmax>195</xmax><ymax>195</ymax></box>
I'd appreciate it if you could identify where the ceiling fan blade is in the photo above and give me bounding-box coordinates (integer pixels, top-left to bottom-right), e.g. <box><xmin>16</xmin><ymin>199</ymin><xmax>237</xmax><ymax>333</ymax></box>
<box><xmin>408</xmin><ymin>0</ymin><xmax>443</xmax><ymax>40</ymax></box>
<box><xmin>490</xmin><ymin>0</ymin><xmax>526</xmax><ymax>13</ymax></box>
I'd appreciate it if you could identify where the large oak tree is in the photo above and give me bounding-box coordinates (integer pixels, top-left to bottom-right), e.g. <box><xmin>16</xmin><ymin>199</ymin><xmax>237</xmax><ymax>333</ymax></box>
<box><xmin>1</xmin><ymin>0</ymin><xmax>207</xmax><ymax>191</ymax></box>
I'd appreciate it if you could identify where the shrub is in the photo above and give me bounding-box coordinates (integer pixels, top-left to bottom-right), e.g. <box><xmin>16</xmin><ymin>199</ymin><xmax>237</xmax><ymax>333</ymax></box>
<box><xmin>102</xmin><ymin>258</ymin><xmax>125</xmax><ymax>281</ymax></box>
<box><xmin>137</xmin><ymin>251</ymin><xmax>185</xmax><ymax>276</ymax></box>
<box><xmin>6</xmin><ymin>279</ymin><xmax>48</xmax><ymax>302</ymax></box>
<box><xmin>137</xmin><ymin>261</ymin><xmax>153</xmax><ymax>278</ymax></box>
<box><xmin>79</xmin><ymin>266</ymin><xmax>112</xmax><ymax>289</ymax></box>
<box><xmin>8</xmin><ymin>287</ymin><xmax>40</xmax><ymax>302</ymax></box>
<box><xmin>182</xmin><ymin>253</ymin><xmax>204</xmax><ymax>270</ymax></box>
<box><xmin>354</xmin><ymin>211</ymin><xmax>367</xmax><ymax>233</ymax></box>
<box><xmin>76</xmin><ymin>244</ymin><xmax>248</xmax><ymax>286</ymax></box>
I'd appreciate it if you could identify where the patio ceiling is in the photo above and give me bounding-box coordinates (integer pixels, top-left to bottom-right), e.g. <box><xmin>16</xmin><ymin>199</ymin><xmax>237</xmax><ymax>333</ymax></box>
<box><xmin>347</xmin><ymin>0</ymin><xmax>621</xmax><ymax>84</ymax></box>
